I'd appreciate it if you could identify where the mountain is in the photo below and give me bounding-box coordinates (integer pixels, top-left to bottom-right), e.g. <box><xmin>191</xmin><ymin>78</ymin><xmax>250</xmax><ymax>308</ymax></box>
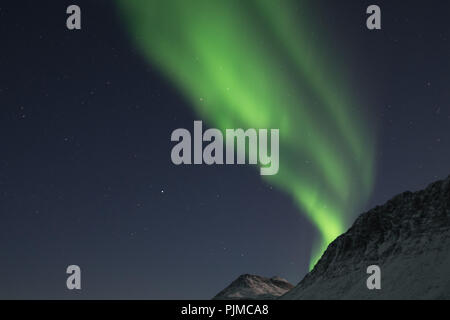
<box><xmin>282</xmin><ymin>175</ymin><xmax>450</xmax><ymax>300</ymax></box>
<box><xmin>213</xmin><ymin>274</ymin><xmax>294</xmax><ymax>300</ymax></box>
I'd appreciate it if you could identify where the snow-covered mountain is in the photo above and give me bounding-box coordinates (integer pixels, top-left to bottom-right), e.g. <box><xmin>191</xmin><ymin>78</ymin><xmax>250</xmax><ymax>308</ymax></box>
<box><xmin>213</xmin><ymin>274</ymin><xmax>294</xmax><ymax>300</ymax></box>
<box><xmin>282</xmin><ymin>175</ymin><xmax>450</xmax><ymax>299</ymax></box>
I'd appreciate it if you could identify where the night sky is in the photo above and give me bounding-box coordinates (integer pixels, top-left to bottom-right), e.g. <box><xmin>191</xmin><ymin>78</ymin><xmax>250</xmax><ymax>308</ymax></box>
<box><xmin>0</xmin><ymin>0</ymin><xmax>449</xmax><ymax>299</ymax></box>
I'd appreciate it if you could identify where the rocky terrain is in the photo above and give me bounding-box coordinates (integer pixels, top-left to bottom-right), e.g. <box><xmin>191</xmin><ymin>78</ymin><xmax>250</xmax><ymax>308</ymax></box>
<box><xmin>215</xmin><ymin>175</ymin><xmax>450</xmax><ymax>300</ymax></box>
<box><xmin>213</xmin><ymin>274</ymin><xmax>294</xmax><ymax>300</ymax></box>
<box><xmin>282</xmin><ymin>175</ymin><xmax>450</xmax><ymax>299</ymax></box>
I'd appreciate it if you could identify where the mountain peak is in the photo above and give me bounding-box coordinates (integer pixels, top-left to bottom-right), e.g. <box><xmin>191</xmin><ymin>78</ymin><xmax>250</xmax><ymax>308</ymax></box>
<box><xmin>213</xmin><ymin>274</ymin><xmax>294</xmax><ymax>300</ymax></box>
<box><xmin>282</xmin><ymin>174</ymin><xmax>450</xmax><ymax>300</ymax></box>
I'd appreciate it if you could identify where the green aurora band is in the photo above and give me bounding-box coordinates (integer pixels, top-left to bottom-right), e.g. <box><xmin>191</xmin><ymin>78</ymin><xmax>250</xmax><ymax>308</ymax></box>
<box><xmin>117</xmin><ymin>0</ymin><xmax>376</xmax><ymax>269</ymax></box>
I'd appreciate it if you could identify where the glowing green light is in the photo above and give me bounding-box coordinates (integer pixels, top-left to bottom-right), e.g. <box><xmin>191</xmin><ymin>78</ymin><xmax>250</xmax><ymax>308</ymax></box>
<box><xmin>117</xmin><ymin>0</ymin><xmax>376</xmax><ymax>270</ymax></box>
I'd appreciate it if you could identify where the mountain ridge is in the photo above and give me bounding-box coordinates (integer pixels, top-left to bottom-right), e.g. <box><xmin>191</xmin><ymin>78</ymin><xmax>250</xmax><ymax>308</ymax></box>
<box><xmin>282</xmin><ymin>174</ymin><xmax>450</xmax><ymax>299</ymax></box>
<box><xmin>213</xmin><ymin>175</ymin><xmax>450</xmax><ymax>300</ymax></box>
<box><xmin>213</xmin><ymin>274</ymin><xmax>294</xmax><ymax>300</ymax></box>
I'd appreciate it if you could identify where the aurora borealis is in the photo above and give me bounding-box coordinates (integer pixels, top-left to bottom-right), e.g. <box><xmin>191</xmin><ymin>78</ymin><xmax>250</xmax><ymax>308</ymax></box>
<box><xmin>117</xmin><ymin>0</ymin><xmax>376</xmax><ymax>268</ymax></box>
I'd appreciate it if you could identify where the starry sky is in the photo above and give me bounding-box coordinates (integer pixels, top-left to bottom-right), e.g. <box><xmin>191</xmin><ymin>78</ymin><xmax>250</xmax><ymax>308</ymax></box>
<box><xmin>0</xmin><ymin>0</ymin><xmax>449</xmax><ymax>299</ymax></box>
